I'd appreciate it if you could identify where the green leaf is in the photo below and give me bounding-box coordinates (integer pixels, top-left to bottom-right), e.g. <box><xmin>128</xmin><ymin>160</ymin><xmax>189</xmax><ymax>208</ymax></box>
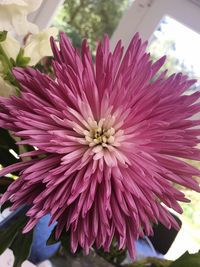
<box><xmin>47</xmin><ymin>228</ymin><xmax>81</xmax><ymax>256</ymax></box>
<box><xmin>0</xmin><ymin>43</ymin><xmax>12</xmax><ymax>69</ymax></box>
<box><xmin>94</xmin><ymin>239</ymin><xmax>127</xmax><ymax>265</ymax></box>
<box><xmin>60</xmin><ymin>231</ymin><xmax>72</xmax><ymax>254</ymax></box>
<box><xmin>0</xmin><ymin>149</ymin><xmax>19</xmax><ymax>167</ymax></box>
<box><xmin>0</xmin><ymin>129</ymin><xmax>19</xmax><ymax>153</ymax></box>
<box><xmin>0</xmin><ymin>31</ymin><xmax>7</xmax><ymax>42</ymax></box>
<box><xmin>0</xmin><ymin>177</ymin><xmax>14</xmax><ymax>194</ymax></box>
<box><xmin>46</xmin><ymin>226</ymin><xmax>58</xmax><ymax>245</ymax></box>
<box><xmin>16</xmin><ymin>48</ymin><xmax>30</xmax><ymax>67</ymax></box>
<box><xmin>124</xmin><ymin>257</ymin><xmax>172</xmax><ymax>267</ymax></box>
<box><xmin>0</xmin><ymin>222</ymin><xmax>18</xmax><ymax>254</ymax></box>
<box><xmin>169</xmin><ymin>251</ymin><xmax>200</xmax><ymax>267</ymax></box>
<box><xmin>47</xmin><ymin>227</ymin><xmax>69</xmax><ymax>250</ymax></box>
<box><xmin>0</xmin><ymin>206</ymin><xmax>28</xmax><ymax>254</ymax></box>
<box><xmin>0</xmin><ymin>54</ymin><xmax>10</xmax><ymax>73</ymax></box>
<box><xmin>11</xmin><ymin>230</ymin><xmax>33</xmax><ymax>267</ymax></box>
<box><xmin>0</xmin><ymin>129</ymin><xmax>20</xmax><ymax>168</ymax></box>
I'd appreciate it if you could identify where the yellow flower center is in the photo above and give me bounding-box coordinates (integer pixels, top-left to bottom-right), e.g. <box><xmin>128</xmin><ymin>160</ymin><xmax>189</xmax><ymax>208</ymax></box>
<box><xmin>84</xmin><ymin>118</ymin><xmax>117</xmax><ymax>152</ymax></box>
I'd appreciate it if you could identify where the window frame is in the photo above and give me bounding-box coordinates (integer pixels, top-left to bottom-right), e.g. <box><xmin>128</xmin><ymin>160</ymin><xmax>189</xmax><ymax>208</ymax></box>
<box><xmin>28</xmin><ymin>0</ymin><xmax>64</xmax><ymax>30</ymax></box>
<box><xmin>111</xmin><ymin>0</ymin><xmax>200</xmax><ymax>48</ymax></box>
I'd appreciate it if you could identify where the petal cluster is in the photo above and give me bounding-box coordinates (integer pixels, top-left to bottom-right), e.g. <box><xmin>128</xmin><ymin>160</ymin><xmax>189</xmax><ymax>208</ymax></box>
<box><xmin>0</xmin><ymin>33</ymin><xmax>200</xmax><ymax>258</ymax></box>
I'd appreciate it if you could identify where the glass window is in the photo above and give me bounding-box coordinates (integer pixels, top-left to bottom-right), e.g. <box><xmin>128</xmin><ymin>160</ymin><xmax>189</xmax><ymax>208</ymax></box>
<box><xmin>148</xmin><ymin>16</ymin><xmax>200</xmax><ymax>94</ymax></box>
<box><xmin>149</xmin><ymin>16</ymin><xmax>200</xmax><ymax>259</ymax></box>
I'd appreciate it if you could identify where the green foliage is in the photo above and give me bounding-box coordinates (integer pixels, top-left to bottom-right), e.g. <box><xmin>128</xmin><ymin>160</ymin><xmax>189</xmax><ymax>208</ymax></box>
<box><xmin>0</xmin><ymin>36</ymin><xmax>30</xmax><ymax>89</ymax></box>
<box><xmin>47</xmin><ymin>228</ymin><xmax>82</xmax><ymax>256</ymax></box>
<box><xmin>124</xmin><ymin>257</ymin><xmax>172</xmax><ymax>267</ymax></box>
<box><xmin>0</xmin><ymin>206</ymin><xmax>34</xmax><ymax>267</ymax></box>
<box><xmin>0</xmin><ymin>43</ymin><xmax>19</xmax><ymax>88</ymax></box>
<box><xmin>94</xmin><ymin>240</ymin><xmax>127</xmax><ymax>266</ymax></box>
<box><xmin>0</xmin><ymin>208</ymin><xmax>28</xmax><ymax>255</ymax></box>
<box><xmin>0</xmin><ymin>129</ymin><xmax>19</xmax><ymax>155</ymax></box>
<box><xmin>124</xmin><ymin>251</ymin><xmax>200</xmax><ymax>267</ymax></box>
<box><xmin>11</xmin><ymin>230</ymin><xmax>33</xmax><ymax>267</ymax></box>
<box><xmin>0</xmin><ymin>221</ymin><xmax>18</xmax><ymax>255</ymax></box>
<box><xmin>0</xmin><ymin>178</ymin><xmax>14</xmax><ymax>194</ymax></box>
<box><xmin>16</xmin><ymin>48</ymin><xmax>30</xmax><ymax>67</ymax></box>
<box><xmin>169</xmin><ymin>251</ymin><xmax>200</xmax><ymax>267</ymax></box>
<box><xmin>46</xmin><ymin>227</ymin><xmax>58</xmax><ymax>246</ymax></box>
<box><xmin>0</xmin><ymin>31</ymin><xmax>7</xmax><ymax>42</ymax></box>
<box><xmin>0</xmin><ymin>129</ymin><xmax>20</xmax><ymax>168</ymax></box>
<box><xmin>48</xmin><ymin>229</ymin><xmax>126</xmax><ymax>265</ymax></box>
<box><xmin>53</xmin><ymin>0</ymin><xmax>130</xmax><ymax>54</ymax></box>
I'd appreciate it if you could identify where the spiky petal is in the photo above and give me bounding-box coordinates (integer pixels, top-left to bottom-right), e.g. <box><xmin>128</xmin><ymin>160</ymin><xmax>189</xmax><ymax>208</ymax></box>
<box><xmin>0</xmin><ymin>33</ymin><xmax>200</xmax><ymax>258</ymax></box>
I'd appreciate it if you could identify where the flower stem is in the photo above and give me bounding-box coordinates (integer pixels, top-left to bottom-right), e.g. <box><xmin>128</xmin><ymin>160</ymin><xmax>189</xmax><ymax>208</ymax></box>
<box><xmin>0</xmin><ymin>43</ymin><xmax>12</xmax><ymax>70</ymax></box>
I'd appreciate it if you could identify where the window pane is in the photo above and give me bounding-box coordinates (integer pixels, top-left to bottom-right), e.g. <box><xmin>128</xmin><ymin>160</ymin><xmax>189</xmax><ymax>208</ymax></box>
<box><xmin>148</xmin><ymin>16</ymin><xmax>200</xmax><ymax>94</ymax></box>
<box><xmin>149</xmin><ymin>16</ymin><xmax>200</xmax><ymax>260</ymax></box>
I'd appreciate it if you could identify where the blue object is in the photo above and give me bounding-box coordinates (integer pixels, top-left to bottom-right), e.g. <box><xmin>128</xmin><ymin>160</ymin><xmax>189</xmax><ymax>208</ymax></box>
<box><xmin>29</xmin><ymin>214</ymin><xmax>60</xmax><ymax>264</ymax></box>
<box><xmin>136</xmin><ymin>238</ymin><xmax>163</xmax><ymax>260</ymax></box>
<box><xmin>122</xmin><ymin>237</ymin><xmax>164</xmax><ymax>265</ymax></box>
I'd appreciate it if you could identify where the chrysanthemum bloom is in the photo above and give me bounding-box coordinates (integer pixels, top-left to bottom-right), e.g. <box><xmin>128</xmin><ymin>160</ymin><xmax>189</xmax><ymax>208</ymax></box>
<box><xmin>0</xmin><ymin>33</ymin><xmax>200</xmax><ymax>258</ymax></box>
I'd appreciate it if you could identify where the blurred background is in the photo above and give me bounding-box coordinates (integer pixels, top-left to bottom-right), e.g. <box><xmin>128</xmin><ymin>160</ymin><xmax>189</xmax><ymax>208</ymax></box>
<box><xmin>1</xmin><ymin>0</ymin><xmax>199</xmax><ymax>265</ymax></box>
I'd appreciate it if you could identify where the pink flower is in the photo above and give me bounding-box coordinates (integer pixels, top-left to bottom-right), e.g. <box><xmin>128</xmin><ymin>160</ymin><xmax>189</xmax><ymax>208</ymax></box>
<box><xmin>0</xmin><ymin>33</ymin><xmax>200</xmax><ymax>258</ymax></box>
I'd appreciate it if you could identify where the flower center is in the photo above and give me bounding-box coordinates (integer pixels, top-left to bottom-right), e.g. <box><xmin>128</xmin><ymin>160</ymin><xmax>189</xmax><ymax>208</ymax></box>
<box><xmin>84</xmin><ymin>118</ymin><xmax>116</xmax><ymax>149</ymax></box>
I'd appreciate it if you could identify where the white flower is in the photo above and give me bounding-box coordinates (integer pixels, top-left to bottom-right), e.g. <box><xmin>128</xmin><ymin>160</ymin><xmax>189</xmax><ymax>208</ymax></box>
<box><xmin>0</xmin><ymin>0</ymin><xmax>43</xmax><ymax>35</ymax></box>
<box><xmin>24</xmin><ymin>27</ymin><xmax>58</xmax><ymax>65</ymax></box>
<box><xmin>0</xmin><ymin>32</ymin><xmax>20</xmax><ymax>60</ymax></box>
<box><xmin>0</xmin><ymin>249</ymin><xmax>36</xmax><ymax>267</ymax></box>
<box><xmin>0</xmin><ymin>76</ymin><xmax>18</xmax><ymax>97</ymax></box>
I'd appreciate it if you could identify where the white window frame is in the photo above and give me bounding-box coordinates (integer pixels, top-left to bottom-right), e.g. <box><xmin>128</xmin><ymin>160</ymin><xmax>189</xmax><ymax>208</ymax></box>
<box><xmin>111</xmin><ymin>0</ymin><xmax>200</xmax><ymax>49</ymax></box>
<box><xmin>28</xmin><ymin>0</ymin><xmax>64</xmax><ymax>30</ymax></box>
